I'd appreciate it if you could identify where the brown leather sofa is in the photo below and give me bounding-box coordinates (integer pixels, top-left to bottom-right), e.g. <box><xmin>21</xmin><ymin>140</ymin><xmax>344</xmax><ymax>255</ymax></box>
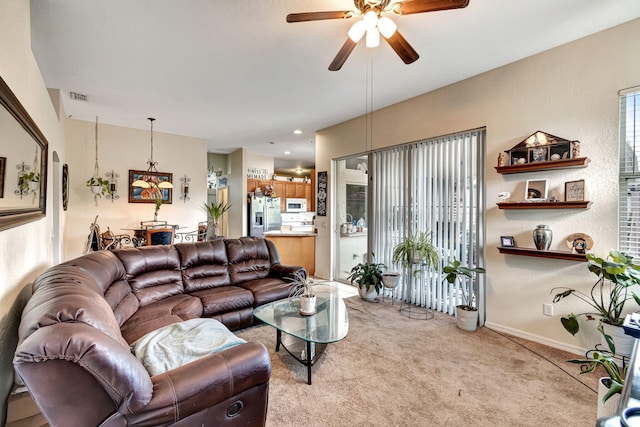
<box><xmin>13</xmin><ymin>237</ymin><xmax>304</xmax><ymax>427</ymax></box>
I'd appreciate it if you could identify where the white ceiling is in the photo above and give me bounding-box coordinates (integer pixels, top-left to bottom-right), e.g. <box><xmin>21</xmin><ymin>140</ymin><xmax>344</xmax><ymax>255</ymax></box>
<box><xmin>30</xmin><ymin>0</ymin><xmax>640</xmax><ymax>173</ymax></box>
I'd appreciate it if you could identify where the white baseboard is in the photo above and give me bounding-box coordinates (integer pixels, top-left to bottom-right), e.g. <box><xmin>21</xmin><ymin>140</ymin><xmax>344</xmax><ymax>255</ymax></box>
<box><xmin>484</xmin><ymin>321</ymin><xmax>588</xmax><ymax>356</ymax></box>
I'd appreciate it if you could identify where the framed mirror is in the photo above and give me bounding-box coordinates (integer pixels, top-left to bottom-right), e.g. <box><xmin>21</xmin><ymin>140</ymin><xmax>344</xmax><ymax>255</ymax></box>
<box><xmin>0</xmin><ymin>75</ymin><xmax>48</xmax><ymax>231</ymax></box>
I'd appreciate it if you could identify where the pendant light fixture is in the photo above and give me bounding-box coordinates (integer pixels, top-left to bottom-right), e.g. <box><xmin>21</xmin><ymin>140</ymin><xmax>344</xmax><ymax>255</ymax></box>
<box><xmin>132</xmin><ymin>118</ymin><xmax>173</xmax><ymax>189</ymax></box>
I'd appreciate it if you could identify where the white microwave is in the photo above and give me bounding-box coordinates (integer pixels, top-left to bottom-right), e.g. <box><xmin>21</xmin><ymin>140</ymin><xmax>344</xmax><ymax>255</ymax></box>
<box><xmin>285</xmin><ymin>198</ymin><xmax>307</xmax><ymax>212</ymax></box>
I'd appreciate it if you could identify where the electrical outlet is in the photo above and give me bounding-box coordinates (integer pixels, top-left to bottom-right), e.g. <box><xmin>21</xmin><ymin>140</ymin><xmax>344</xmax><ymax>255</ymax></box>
<box><xmin>543</xmin><ymin>303</ymin><xmax>553</xmax><ymax>316</ymax></box>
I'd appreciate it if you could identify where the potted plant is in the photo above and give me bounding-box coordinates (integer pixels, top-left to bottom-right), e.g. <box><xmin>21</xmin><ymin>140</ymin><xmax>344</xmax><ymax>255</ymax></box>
<box><xmin>154</xmin><ymin>197</ymin><xmax>162</xmax><ymax>221</ymax></box>
<box><xmin>19</xmin><ymin>171</ymin><xmax>40</xmax><ymax>193</ymax></box>
<box><xmin>551</xmin><ymin>250</ymin><xmax>640</xmax><ymax>356</ymax></box>
<box><xmin>567</xmin><ymin>350</ymin><xmax>625</xmax><ymax>418</ymax></box>
<box><xmin>442</xmin><ymin>259</ymin><xmax>486</xmax><ymax>331</ymax></box>
<box><xmin>392</xmin><ymin>230</ymin><xmax>439</xmax><ymax>274</ymax></box>
<box><xmin>347</xmin><ymin>252</ymin><xmax>386</xmax><ymax>301</ymax></box>
<box><xmin>288</xmin><ymin>270</ymin><xmax>317</xmax><ymax>315</ymax></box>
<box><xmin>202</xmin><ymin>201</ymin><xmax>232</xmax><ymax>239</ymax></box>
<box><xmin>86</xmin><ymin>176</ymin><xmax>110</xmax><ymax>197</ymax></box>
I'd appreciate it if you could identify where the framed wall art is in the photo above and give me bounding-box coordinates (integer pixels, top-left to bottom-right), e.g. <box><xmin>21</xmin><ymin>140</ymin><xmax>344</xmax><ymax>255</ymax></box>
<box><xmin>128</xmin><ymin>170</ymin><xmax>173</xmax><ymax>203</ymax></box>
<box><xmin>0</xmin><ymin>157</ymin><xmax>5</xmax><ymax>198</ymax></box>
<box><xmin>564</xmin><ymin>179</ymin><xmax>586</xmax><ymax>202</ymax></box>
<box><xmin>317</xmin><ymin>171</ymin><xmax>327</xmax><ymax>216</ymax></box>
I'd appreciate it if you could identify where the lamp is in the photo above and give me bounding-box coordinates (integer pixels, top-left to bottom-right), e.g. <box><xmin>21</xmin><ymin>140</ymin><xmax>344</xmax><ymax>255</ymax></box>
<box><xmin>347</xmin><ymin>8</ymin><xmax>397</xmax><ymax>47</ymax></box>
<box><xmin>180</xmin><ymin>174</ymin><xmax>190</xmax><ymax>203</ymax></box>
<box><xmin>132</xmin><ymin>118</ymin><xmax>173</xmax><ymax>189</ymax></box>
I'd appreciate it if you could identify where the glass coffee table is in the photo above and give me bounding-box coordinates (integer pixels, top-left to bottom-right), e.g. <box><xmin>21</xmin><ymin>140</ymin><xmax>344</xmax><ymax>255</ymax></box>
<box><xmin>253</xmin><ymin>292</ymin><xmax>349</xmax><ymax>385</ymax></box>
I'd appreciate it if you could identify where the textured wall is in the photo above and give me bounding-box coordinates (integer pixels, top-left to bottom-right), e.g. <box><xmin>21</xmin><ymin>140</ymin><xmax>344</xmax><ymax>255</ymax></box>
<box><xmin>316</xmin><ymin>18</ymin><xmax>640</xmax><ymax>354</ymax></box>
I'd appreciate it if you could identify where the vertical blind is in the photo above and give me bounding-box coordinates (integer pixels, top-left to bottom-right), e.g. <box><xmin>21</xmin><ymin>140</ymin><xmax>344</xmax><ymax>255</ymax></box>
<box><xmin>620</xmin><ymin>88</ymin><xmax>640</xmax><ymax>257</ymax></box>
<box><xmin>371</xmin><ymin>129</ymin><xmax>486</xmax><ymax>317</ymax></box>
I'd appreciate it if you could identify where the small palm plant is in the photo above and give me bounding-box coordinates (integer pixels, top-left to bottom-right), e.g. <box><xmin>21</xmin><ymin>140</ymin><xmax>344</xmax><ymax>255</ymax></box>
<box><xmin>202</xmin><ymin>201</ymin><xmax>232</xmax><ymax>238</ymax></box>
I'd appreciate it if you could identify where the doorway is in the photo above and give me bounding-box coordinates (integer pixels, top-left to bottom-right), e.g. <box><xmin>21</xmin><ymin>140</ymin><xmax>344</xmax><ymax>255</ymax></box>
<box><xmin>333</xmin><ymin>155</ymin><xmax>368</xmax><ymax>282</ymax></box>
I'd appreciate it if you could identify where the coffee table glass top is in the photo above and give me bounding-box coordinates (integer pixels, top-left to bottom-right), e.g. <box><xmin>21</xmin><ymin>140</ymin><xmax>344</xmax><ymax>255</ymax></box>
<box><xmin>253</xmin><ymin>292</ymin><xmax>349</xmax><ymax>343</ymax></box>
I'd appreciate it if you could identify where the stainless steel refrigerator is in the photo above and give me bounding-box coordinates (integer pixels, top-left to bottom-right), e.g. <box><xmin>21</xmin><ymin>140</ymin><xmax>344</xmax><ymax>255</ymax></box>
<box><xmin>248</xmin><ymin>196</ymin><xmax>281</xmax><ymax>237</ymax></box>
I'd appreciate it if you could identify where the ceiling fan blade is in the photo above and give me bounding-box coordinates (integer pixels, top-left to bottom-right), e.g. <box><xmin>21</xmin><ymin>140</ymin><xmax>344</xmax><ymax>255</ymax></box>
<box><xmin>383</xmin><ymin>31</ymin><xmax>419</xmax><ymax>64</ymax></box>
<box><xmin>393</xmin><ymin>0</ymin><xmax>469</xmax><ymax>15</ymax></box>
<box><xmin>329</xmin><ymin>38</ymin><xmax>358</xmax><ymax>71</ymax></box>
<box><xmin>286</xmin><ymin>11</ymin><xmax>353</xmax><ymax>23</ymax></box>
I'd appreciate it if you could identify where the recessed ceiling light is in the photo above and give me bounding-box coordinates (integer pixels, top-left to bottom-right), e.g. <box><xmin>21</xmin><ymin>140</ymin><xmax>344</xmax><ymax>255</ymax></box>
<box><xmin>293</xmin><ymin>129</ymin><xmax>302</xmax><ymax>135</ymax></box>
<box><xmin>284</xmin><ymin>151</ymin><xmax>291</xmax><ymax>155</ymax></box>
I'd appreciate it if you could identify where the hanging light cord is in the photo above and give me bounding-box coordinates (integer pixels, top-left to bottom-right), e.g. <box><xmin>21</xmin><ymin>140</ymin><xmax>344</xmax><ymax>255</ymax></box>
<box><xmin>94</xmin><ymin>116</ymin><xmax>100</xmax><ymax>178</ymax></box>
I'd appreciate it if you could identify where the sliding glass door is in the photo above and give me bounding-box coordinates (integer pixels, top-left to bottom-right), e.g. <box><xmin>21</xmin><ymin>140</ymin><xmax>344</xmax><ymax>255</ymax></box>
<box><xmin>370</xmin><ymin>129</ymin><xmax>486</xmax><ymax>320</ymax></box>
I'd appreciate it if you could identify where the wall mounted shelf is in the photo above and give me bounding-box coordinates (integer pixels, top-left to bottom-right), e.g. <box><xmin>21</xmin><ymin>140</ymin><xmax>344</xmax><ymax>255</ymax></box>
<box><xmin>498</xmin><ymin>246</ymin><xmax>587</xmax><ymax>262</ymax></box>
<box><xmin>497</xmin><ymin>201</ymin><xmax>592</xmax><ymax>209</ymax></box>
<box><xmin>495</xmin><ymin>157</ymin><xmax>590</xmax><ymax>174</ymax></box>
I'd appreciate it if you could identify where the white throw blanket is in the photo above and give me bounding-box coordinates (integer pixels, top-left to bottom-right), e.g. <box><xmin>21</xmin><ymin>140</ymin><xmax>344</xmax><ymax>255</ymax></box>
<box><xmin>130</xmin><ymin>318</ymin><xmax>247</xmax><ymax>376</ymax></box>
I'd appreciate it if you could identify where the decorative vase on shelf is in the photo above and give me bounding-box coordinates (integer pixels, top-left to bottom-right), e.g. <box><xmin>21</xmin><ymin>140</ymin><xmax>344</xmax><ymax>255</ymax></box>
<box><xmin>533</xmin><ymin>225</ymin><xmax>552</xmax><ymax>250</ymax></box>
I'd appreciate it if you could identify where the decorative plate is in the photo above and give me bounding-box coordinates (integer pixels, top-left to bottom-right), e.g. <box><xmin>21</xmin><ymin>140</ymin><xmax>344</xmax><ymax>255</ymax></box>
<box><xmin>566</xmin><ymin>232</ymin><xmax>593</xmax><ymax>253</ymax></box>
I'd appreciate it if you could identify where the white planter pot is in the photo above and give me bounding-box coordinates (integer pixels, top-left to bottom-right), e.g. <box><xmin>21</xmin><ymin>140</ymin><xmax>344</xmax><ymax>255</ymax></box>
<box><xmin>358</xmin><ymin>285</ymin><xmax>378</xmax><ymax>301</ymax></box>
<box><xmin>381</xmin><ymin>273</ymin><xmax>401</xmax><ymax>289</ymax></box>
<box><xmin>299</xmin><ymin>296</ymin><xmax>316</xmax><ymax>315</ymax></box>
<box><xmin>597</xmin><ymin>377</ymin><xmax>621</xmax><ymax>419</ymax></box>
<box><xmin>91</xmin><ymin>185</ymin><xmax>102</xmax><ymax>194</ymax></box>
<box><xmin>456</xmin><ymin>306</ymin><xmax>478</xmax><ymax>331</ymax></box>
<box><xmin>601</xmin><ymin>322</ymin><xmax>635</xmax><ymax>357</ymax></box>
<box><xmin>28</xmin><ymin>181</ymin><xmax>39</xmax><ymax>191</ymax></box>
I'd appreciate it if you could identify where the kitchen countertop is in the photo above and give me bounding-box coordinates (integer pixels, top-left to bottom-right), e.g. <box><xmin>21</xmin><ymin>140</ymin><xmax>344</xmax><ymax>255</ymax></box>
<box><xmin>263</xmin><ymin>231</ymin><xmax>317</xmax><ymax>237</ymax></box>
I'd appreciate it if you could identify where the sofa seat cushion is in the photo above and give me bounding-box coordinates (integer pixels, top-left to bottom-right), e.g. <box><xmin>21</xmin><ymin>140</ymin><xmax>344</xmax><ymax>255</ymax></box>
<box><xmin>121</xmin><ymin>294</ymin><xmax>203</xmax><ymax>343</ymax></box>
<box><xmin>236</xmin><ymin>277</ymin><xmax>295</xmax><ymax>307</ymax></box>
<box><xmin>130</xmin><ymin>318</ymin><xmax>247</xmax><ymax>376</ymax></box>
<box><xmin>191</xmin><ymin>286</ymin><xmax>254</xmax><ymax>316</ymax></box>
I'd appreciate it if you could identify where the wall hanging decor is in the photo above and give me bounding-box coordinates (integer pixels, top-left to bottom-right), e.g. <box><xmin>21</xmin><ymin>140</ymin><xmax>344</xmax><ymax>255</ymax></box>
<box><xmin>317</xmin><ymin>171</ymin><xmax>327</xmax><ymax>216</ymax></box>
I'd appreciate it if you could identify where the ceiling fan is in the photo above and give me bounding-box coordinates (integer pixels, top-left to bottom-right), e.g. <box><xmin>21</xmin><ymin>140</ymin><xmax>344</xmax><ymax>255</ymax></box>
<box><xmin>287</xmin><ymin>0</ymin><xmax>470</xmax><ymax>71</ymax></box>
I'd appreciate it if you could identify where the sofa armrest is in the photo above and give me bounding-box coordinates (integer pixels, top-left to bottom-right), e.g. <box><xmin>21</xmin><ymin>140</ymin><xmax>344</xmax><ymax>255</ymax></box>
<box><xmin>127</xmin><ymin>342</ymin><xmax>271</xmax><ymax>425</ymax></box>
<box><xmin>269</xmin><ymin>263</ymin><xmax>306</xmax><ymax>281</ymax></box>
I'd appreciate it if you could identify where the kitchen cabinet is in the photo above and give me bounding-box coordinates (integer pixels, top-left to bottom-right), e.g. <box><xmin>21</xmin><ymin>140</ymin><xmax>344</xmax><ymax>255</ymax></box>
<box><xmin>247</xmin><ymin>178</ymin><xmax>312</xmax><ymax>212</ymax></box>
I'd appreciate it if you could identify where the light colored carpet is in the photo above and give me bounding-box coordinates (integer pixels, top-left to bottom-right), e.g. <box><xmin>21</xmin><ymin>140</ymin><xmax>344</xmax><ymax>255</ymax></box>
<box><xmin>237</xmin><ymin>295</ymin><xmax>598</xmax><ymax>427</ymax></box>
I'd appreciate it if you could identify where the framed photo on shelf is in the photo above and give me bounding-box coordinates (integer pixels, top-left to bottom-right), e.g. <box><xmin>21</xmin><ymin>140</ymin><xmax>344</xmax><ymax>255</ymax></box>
<box><xmin>128</xmin><ymin>170</ymin><xmax>173</xmax><ymax>204</ymax></box>
<box><xmin>564</xmin><ymin>179</ymin><xmax>586</xmax><ymax>202</ymax></box>
<box><xmin>500</xmin><ymin>236</ymin><xmax>516</xmax><ymax>247</ymax></box>
<box><xmin>524</xmin><ymin>179</ymin><xmax>548</xmax><ymax>201</ymax></box>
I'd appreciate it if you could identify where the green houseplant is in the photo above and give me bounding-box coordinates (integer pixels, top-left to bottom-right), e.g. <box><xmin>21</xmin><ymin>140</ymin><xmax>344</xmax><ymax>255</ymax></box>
<box><xmin>568</xmin><ymin>350</ymin><xmax>625</xmax><ymax>416</ymax></box>
<box><xmin>86</xmin><ymin>176</ymin><xmax>110</xmax><ymax>197</ymax></box>
<box><xmin>347</xmin><ymin>252</ymin><xmax>386</xmax><ymax>301</ymax></box>
<box><xmin>442</xmin><ymin>259</ymin><xmax>486</xmax><ymax>331</ymax></box>
<box><xmin>288</xmin><ymin>270</ymin><xmax>317</xmax><ymax>314</ymax></box>
<box><xmin>19</xmin><ymin>171</ymin><xmax>40</xmax><ymax>193</ymax></box>
<box><xmin>392</xmin><ymin>230</ymin><xmax>439</xmax><ymax>274</ymax></box>
<box><xmin>202</xmin><ymin>201</ymin><xmax>232</xmax><ymax>239</ymax></box>
<box><xmin>551</xmin><ymin>250</ymin><xmax>640</xmax><ymax>355</ymax></box>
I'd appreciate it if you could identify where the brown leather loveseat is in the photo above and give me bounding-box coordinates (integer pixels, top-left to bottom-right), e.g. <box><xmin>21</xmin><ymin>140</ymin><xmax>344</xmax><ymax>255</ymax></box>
<box><xmin>13</xmin><ymin>237</ymin><xmax>304</xmax><ymax>427</ymax></box>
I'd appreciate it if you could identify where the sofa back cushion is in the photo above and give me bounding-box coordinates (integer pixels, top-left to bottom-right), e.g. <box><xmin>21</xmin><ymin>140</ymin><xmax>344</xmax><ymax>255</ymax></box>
<box><xmin>176</xmin><ymin>240</ymin><xmax>231</xmax><ymax>292</ymax></box>
<box><xmin>113</xmin><ymin>246</ymin><xmax>184</xmax><ymax>306</ymax></box>
<box><xmin>226</xmin><ymin>237</ymin><xmax>273</xmax><ymax>284</ymax></box>
<box><xmin>61</xmin><ymin>250</ymin><xmax>138</xmax><ymax>326</ymax></box>
<box><xmin>22</xmin><ymin>266</ymin><xmax>130</xmax><ymax>349</ymax></box>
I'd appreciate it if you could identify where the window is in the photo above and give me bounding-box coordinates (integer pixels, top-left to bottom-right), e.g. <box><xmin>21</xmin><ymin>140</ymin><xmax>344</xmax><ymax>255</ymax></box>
<box><xmin>620</xmin><ymin>88</ymin><xmax>640</xmax><ymax>257</ymax></box>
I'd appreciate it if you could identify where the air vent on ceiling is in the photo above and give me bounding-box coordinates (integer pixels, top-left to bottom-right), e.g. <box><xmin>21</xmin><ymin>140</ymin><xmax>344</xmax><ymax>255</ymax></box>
<box><xmin>69</xmin><ymin>91</ymin><xmax>88</xmax><ymax>102</ymax></box>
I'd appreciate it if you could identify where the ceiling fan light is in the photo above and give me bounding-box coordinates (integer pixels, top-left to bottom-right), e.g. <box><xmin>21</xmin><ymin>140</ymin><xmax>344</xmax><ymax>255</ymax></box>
<box><xmin>363</xmin><ymin>10</ymin><xmax>378</xmax><ymax>30</ymax></box>
<box><xmin>365</xmin><ymin>28</ymin><xmax>380</xmax><ymax>48</ymax></box>
<box><xmin>348</xmin><ymin>20</ymin><xmax>366</xmax><ymax>42</ymax></box>
<box><xmin>378</xmin><ymin>16</ymin><xmax>397</xmax><ymax>38</ymax></box>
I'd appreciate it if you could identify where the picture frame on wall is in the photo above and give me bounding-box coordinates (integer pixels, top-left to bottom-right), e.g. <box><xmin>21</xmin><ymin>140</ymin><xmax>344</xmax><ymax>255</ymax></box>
<box><xmin>317</xmin><ymin>171</ymin><xmax>327</xmax><ymax>216</ymax></box>
<box><xmin>564</xmin><ymin>179</ymin><xmax>586</xmax><ymax>202</ymax></box>
<box><xmin>0</xmin><ymin>157</ymin><xmax>5</xmax><ymax>198</ymax></box>
<box><xmin>128</xmin><ymin>170</ymin><xmax>173</xmax><ymax>203</ymax></box>
<box><xmin>500</xmin><ymin>236</ymin><xmax>516</xmax><ymax>247</ymax></box>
